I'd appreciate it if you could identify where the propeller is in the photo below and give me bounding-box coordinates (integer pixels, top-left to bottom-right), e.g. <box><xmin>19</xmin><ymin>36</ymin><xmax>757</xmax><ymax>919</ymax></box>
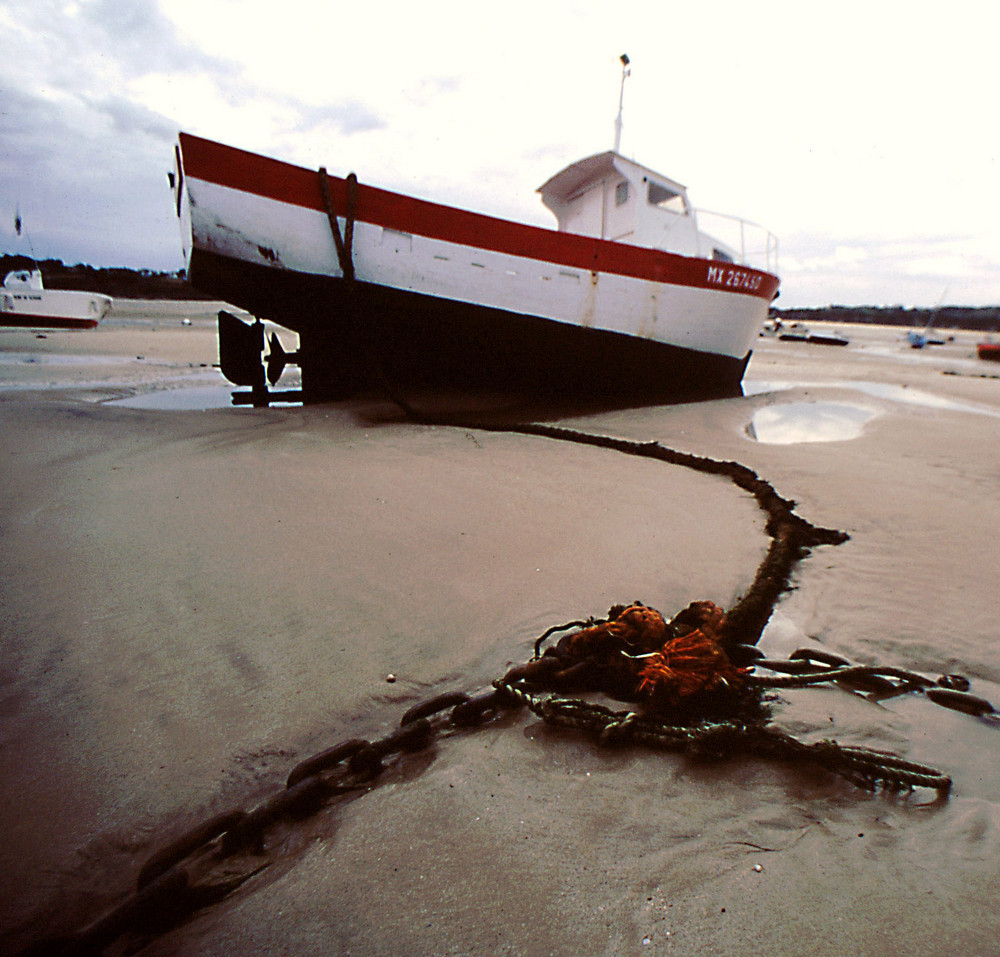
<box><xmin>266</xmin><ymin>332</ymin><xmax>300</xmax><ymax>385</ymax></box>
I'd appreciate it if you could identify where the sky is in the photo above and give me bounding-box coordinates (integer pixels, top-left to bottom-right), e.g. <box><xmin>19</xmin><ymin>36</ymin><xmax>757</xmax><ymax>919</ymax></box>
<box><xmin>2</xmin><ymin>0</ymin><xmax>997</xmax><ymax>309</ymax></box>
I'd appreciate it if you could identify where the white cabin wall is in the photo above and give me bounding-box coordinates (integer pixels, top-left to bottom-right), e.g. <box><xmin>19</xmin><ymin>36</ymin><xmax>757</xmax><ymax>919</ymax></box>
<box><xmin>604</xmin><ymin>176</ymin><xmax>636</xmax><ymax>242</ymax></box>
<box><xmin>539</xmin><ymin>153</ymin><xmax>752</xmax><ymax>263</ymax></box>
<box><xmin>556</xmin><ymin>181</ymin><xmax>606</xmax><ymax>238</ymax></box>
<box><xmin>636</xmin><ymin>210</ymin><xmax>701</xmax><ymax>256</ymax></box>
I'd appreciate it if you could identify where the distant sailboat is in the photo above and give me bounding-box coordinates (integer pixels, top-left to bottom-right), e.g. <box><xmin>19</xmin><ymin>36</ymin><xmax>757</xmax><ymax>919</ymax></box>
<box><xmin>907</xmin><ymin>289</ymin><xmax>947</xmax><ymax>348</ymax></box>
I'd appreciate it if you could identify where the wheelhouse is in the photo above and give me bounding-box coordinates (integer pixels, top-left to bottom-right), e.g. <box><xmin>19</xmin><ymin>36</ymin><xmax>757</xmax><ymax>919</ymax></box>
<box><xmin>538</xmin><ymin>151</ymin><xmax>772</xmax><ymax>268</ymax></box>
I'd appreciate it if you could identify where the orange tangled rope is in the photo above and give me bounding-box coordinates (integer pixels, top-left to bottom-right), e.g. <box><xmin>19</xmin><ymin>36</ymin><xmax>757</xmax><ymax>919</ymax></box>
<box><xmin>634</xmin><ymin>601</ymin><xmax>747</xmax><ymax>709</ymax></box>
<box><xmin>554</xmin><ymin>601</ymin><xmax>747</xmax><ymax>711</ymax></box>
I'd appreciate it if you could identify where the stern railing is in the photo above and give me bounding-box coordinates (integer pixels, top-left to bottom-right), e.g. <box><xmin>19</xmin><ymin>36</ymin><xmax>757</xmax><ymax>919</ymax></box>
<box><xmin>692</xmin><ymin>208</ymin><xmax>779</xmax><ymax>274</ymax></box>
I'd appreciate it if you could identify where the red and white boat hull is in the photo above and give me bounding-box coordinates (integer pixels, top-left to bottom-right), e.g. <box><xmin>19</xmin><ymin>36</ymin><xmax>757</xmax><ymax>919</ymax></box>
<box><xmin>175</xmin><ymin>134</ymin><xmax>779</xmax><ymax>401</ymax></box>
<box><xmin>1</xmin><ymin>287</ymin><xmax>111</xmax><ymax>329</ymax></box>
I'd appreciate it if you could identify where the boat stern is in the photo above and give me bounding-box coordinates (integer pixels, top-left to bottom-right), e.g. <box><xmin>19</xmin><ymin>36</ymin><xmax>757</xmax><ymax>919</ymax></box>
<box><xmin>170</xmin><ymin>141</ymin><xmax>193</xmax><ymax>273</ymax></box>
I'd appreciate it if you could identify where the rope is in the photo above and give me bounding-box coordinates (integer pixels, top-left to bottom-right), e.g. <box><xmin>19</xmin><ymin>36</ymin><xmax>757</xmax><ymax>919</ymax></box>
<box><xmin>504</xmin><ymin>685</ymin><xmax>953</xmax><ymax>793</ymax></box>
<box><xmin>317</xmin><ymin>167</ymin><xmax>354</xmax><ymax>281</ymax></box>
<box><xmin>26</xmin><ymin>612</ymin><xmax>976</xmax><ymax>955</ymax></box>
<box><xmin>751</xmin><ymin>664</ymin><xmax>934</xmax><ymax>690</ymax></box>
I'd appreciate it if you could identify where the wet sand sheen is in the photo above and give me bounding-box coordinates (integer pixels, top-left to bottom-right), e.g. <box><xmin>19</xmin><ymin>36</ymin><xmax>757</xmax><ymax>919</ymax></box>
<box><xmin>1</xmin><ymin>312</ymin><xmax>999</xmax><ymax>955</ymax></box>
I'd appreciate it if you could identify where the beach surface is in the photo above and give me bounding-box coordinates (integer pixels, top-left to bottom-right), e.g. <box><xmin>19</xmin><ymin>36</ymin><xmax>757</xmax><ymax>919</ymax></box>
<box><xmin>2</xmin><ymin>304</ymin><xmax>999</xmax><ymax>955</ymax></box>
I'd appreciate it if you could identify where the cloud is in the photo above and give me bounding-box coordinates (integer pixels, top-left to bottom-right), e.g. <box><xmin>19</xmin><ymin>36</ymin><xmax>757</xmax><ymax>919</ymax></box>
<box><xmin>777</xmin><ymin>232</ymin><xmax>999</xmax><ymax>307</ymax></box>
<box><xmin>0</xmin><ymin>0</ymin><xmax>232</xmax><ymax>267</ymax></box>
<box><xmin>84</xmin><ymin>95</ymin><xmax>182</xmax><ymax>139</ymax></box>
<box><xmin>0</xmin><ymin>87</ymin><xmax>67</xmax><ymax>175</ymax></box>
<box><xmin>2</xmin><ymin>0</ymin><xmax>998</xmax><ymax>302</ymax></box>
<box><xmin>0</xmin><ymin>0</ymin><xmax>398</xmax><ymax>269</ymax></box>
<box><xmin>288</xmin><ymin>100</ymin><xmax>386</xmax><ymax>137</ymax></box>
<box><xmin>76</xmin><ymin>0</ymin><xmax>237</xmax><ymax>77</ymax></box>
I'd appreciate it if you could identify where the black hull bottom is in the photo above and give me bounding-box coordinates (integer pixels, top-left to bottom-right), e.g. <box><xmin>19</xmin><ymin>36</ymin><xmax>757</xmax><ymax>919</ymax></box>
<box><xmin>1</xmin><ymin>316</ymin><xmax>98</xmax><ymax>330</ymax></box>
<box><xmin>190</xmin><ymin>249</ymin><xmax>751</xmax><ymax>405</ymax></box>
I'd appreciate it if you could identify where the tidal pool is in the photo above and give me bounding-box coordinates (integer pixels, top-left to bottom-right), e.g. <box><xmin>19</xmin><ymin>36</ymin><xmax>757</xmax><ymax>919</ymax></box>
<box><xmin>110</xmin><ymin>385</ymin><xmax>304</xmax><ymax>410</ymax></box>
<box><xmin>110</xmin><ymin>385</ymin><xmax>239</xmax><ymax>410</ymax></box>
<box><xmin>748</xmin><ymin>402</ymin><xmax>876</xmax><ymax>444</ymax></box>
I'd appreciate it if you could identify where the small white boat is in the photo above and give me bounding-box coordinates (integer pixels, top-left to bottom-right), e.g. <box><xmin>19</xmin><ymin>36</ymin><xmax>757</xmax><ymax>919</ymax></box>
<box><xmin>1</xmin><ymin>269</ymin><xmax>112</xmax><ymax>329</ymax></box>
<box><xmin>171</xmin><ymin>66</ymin><xmax>779</xmax><ymax>403</ymax></box>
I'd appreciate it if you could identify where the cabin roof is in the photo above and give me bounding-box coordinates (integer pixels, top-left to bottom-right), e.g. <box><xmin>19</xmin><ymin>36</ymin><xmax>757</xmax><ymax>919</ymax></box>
<box><xmin>537</xmin><ymin>151</ymin><xmax>687</xmax><ymax>202</ymax></box>
<box><xmin>3</xmin><ymin>269</ymin><xmax>43</xmax><ymax>289</ymax></box>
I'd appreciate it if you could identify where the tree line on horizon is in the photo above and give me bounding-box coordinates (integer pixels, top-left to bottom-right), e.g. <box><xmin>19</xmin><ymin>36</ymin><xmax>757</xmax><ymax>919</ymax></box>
<box><xmin>0</xmin><ymin>255</ymin><xmax>214</xmax><ymax>300</ymax></box>
<box><xmin>774</xmin><ymin>303</ymin><xmax>1000</xmax><ymax>332</ymax></box>
<box><xmin>3</xmin><ymin>254</ymin><xmax>999</xmax><ymax>328</ymax></box>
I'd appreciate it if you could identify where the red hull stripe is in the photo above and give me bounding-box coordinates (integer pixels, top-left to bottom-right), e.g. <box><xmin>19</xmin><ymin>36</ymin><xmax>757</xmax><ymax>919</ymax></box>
<box><xmin>179</xmin><ymin>133</ymin><xmax>779</xmax><ymax>302</ymax></box>
<box><xmin>1</xmin><ymin>314</ymin><xmax>99</xmax><ymax>329</ymax></box>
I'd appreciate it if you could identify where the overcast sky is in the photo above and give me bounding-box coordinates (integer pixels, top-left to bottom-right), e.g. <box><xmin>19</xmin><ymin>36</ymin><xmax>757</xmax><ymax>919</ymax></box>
<box><xmin>2</xmin><ymin>0</ymin><xmax>997</xmax><ymax>308</ymax></box>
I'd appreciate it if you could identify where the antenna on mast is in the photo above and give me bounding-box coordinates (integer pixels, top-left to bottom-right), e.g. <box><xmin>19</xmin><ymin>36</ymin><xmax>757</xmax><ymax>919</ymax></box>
<box><xmin>12</xmin><ymin>202</ymin><xmax>38</xmax><ymax>264</ymax></box>
<box><xmin>613</xmin><ymin>53</ymin><xmax>630</xmax><ymax>153</ymax></box>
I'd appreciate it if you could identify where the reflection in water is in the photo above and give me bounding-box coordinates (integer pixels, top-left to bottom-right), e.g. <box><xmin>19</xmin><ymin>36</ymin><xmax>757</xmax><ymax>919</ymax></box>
<box><xmin>112</xmin><ymin>385</ymin><xmax>305</xmax><ymax>410</ymax></box>
<box><xmin>110</xmin><ymin>386</ymin><xmax>240</xmax><ymax>410</ymax></box>
<box><xmin>748</xmin><ymin>402</ymin><xmax>876</xmax><ymax>444</ymax></box>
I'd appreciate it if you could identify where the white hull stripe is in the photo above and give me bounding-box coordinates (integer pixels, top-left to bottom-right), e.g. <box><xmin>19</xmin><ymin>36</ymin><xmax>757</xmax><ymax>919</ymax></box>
<box><xmin>179</xmin><ymin>133</ymin><xmax>779</xmax><ymax>301</ymax></box>
<box><xmin>188</xmin><ymin>177</ymin><xmax>770</xmax><ymax>360</ymax></box>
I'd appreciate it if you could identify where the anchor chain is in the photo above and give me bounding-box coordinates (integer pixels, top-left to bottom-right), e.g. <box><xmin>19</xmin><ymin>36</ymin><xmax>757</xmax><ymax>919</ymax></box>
<box><xmin>37</xmin><ymin>686</ymin><xmax>522</xmax><ymax>956</ymax></box>
<box><xmin>16</xmin><ymin>421</ymin><xmax>993</xmax><ymax>955</ymax></box>
<box><xmin>30</xmin><ymin>606</ymin><xmax>997</xmax><ymax>956</ymax></box>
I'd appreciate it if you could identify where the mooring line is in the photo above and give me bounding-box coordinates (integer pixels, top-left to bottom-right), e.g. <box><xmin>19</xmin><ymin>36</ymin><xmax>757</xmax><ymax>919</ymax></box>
<box><xmin>390</xmin><ymin>408</ymin><xmax>850</xmax><ymax>648</ymax></box>
<box><xmin>22</xmin><ymin>410</ymin><xmax>861</xmax><ymax>955</ymax></box>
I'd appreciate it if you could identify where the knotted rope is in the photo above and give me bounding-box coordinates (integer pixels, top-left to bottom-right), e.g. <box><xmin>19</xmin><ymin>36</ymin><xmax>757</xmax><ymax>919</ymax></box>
<box><xmin>497</xmin><ymin>599</ymin><xmax>998</xmax><ymax>794</ymax></box>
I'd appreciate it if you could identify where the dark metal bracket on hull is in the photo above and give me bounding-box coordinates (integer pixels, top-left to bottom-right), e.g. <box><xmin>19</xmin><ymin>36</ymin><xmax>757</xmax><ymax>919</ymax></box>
<box><xmin>218</xmin><ymin>310</ymin><xmax>303</xmax><ymax>406</ymax></box>
<box><xmin>216</xmin><ymin>168</ymin><xmax>358</xmax><ymax>406</ymax></box>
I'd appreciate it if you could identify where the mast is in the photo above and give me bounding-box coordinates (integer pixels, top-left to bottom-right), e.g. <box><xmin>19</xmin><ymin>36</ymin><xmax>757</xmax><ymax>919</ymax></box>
<box><xmin>613</xmin><ymin>53</ymin><xmax>630</xmax><ymax>154</ymax></box>
<box><xmin>12</xmin><ymin>203</ymin><xmax>37</xmax><ymax>264</ymax></box>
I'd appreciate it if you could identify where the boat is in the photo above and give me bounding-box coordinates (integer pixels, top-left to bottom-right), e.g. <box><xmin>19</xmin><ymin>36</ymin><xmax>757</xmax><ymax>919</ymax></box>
<box><xmin>907</xmin><ymin>291</ymin><xmax>947</xmax><ymax>348</ymax></box>
<box><xmin>977</xmin><ymin>341</ymin><xmax>1000</xmax><ymax>362</ymax></box>
<box><xmin>1</xmin><ymin>268</ymin><xmax>112</xmax><ymax>329</ymax></box>
<box><xmin>777</xmin><ymin>323</ymin><xmax>810</xmax><ymax>343</ymax></box>
<box><xmin>171</xmin><ymin>70</ymin><xmax>779</xmax><ymax>405</ymax></box>
<box><xmin>773</xmin><ymin>321</ymin><xmax>847</xmax><ymax>347</ymax></box>
<box><xmin>907</xmin><ymin>329</ymin><xmax>945</xmax><ymax>349</ymax></box>
<box><xmin>806</xmin><ymin>331</ymin><xmax>849</xmax><ymax>347</ymax></box>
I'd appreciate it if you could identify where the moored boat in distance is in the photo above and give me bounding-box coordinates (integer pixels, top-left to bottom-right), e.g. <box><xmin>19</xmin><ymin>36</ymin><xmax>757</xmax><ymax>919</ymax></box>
<box><xmin>1</xmin><ymin>268</ymin><xmax>112</xmax><ymax>329</ymax></box>
<box><xmin>977</xmin><ymin>341</ymin><xmax>1000</xmax><ymax>362</ymax></box>
<box><xmin>806</xmin><ymin>331</ymin><xmax>849</xmax><ymax>347</ymax></box>
<box><xmin>172</xmin><ymin>70</ymin><xmax>779</xmax><ymax>405</ymax></box>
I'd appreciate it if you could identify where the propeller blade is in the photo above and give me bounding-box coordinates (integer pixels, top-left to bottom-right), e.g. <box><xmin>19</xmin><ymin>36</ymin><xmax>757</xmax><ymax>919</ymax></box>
<box><xmin>266</xmin><ymin>332</ymin><xmax>287</xmax><ymax>385</ymax></box>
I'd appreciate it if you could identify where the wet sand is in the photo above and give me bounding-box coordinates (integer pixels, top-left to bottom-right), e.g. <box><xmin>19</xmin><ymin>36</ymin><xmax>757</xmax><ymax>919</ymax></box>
<box><xmin>2</xmin><ymin>306</ymin><xmax>999</xmax><ymax>955</ymax></box>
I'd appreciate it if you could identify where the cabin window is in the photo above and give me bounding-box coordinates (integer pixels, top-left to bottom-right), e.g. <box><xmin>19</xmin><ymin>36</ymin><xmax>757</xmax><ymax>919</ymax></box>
<box><xmin>615</xmin><ymin>181</ymin><xmax>629</xmax><ymax>206</ymax></box>
<box><xmin>647</xmin><ymin>181</ymin><xmax>685</xmax><ymax>213</ymax></box>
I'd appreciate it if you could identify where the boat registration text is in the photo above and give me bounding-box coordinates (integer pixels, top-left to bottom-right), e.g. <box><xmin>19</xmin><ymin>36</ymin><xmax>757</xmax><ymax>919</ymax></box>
<box><xmin>706</xmin><ymin>265</ymin><xmax>762</xmax><ymax>292</ymax></box>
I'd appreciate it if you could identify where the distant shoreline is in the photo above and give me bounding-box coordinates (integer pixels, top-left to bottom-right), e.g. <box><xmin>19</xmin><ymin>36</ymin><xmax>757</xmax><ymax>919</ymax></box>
<box><xmin>5</xmin><ymin>255</ymin><xmax>998</xmax><ymax>331</ymax></box>
<box><xmin>774</xmin><ymin>303</ymin><xmax>1000</xmax><ymax>332</ymax></box>
<box><xmin>1</xmin><ymin>255</ymin><xmax>215</xmax><ymax>301</ymax></box>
